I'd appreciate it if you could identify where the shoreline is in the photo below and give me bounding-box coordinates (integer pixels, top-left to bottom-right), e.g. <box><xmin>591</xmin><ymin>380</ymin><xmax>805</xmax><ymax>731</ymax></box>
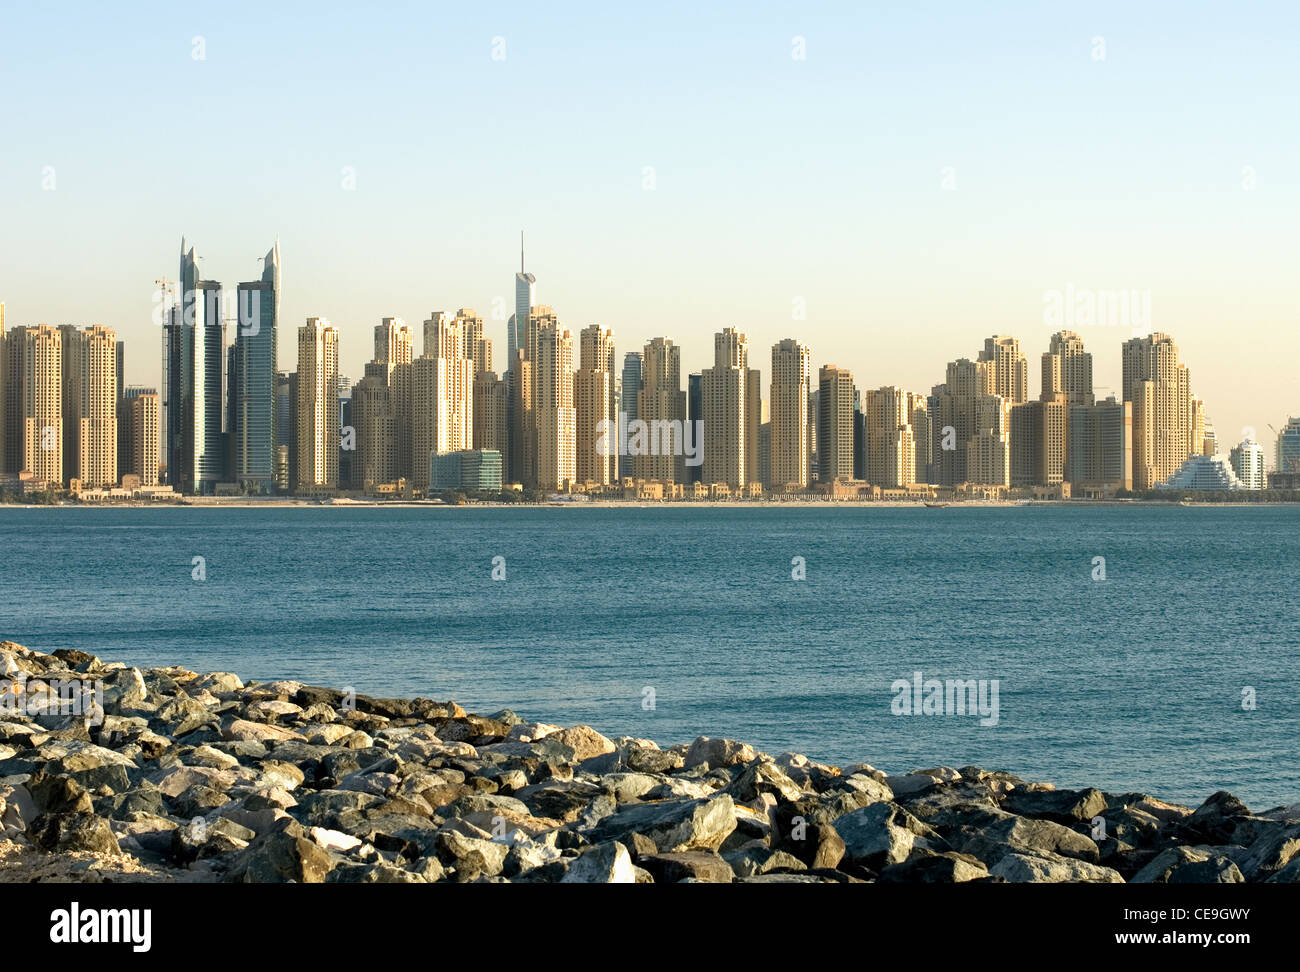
<box><xmin>3</xmin><ymin>499</ymin><xmax>1299</xmax><ymax>510</ymax></box>
<box><xmin>2</xmin><ymin>640</ymin><xmax>1295</xmax><ymax>884</ymax></box>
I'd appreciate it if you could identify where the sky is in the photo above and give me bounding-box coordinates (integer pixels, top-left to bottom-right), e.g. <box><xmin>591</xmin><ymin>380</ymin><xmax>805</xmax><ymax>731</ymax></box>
<box><xmin>1</xmin><ymin>1</ymin><xmax>1296</xmax><ymax>456</ymax></box>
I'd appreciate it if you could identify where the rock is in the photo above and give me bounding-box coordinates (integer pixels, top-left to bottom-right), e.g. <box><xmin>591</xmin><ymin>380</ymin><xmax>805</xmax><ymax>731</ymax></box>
<box><xmin>960</xmin><ymin>810</ymin><xmax>1100</xmax><ymax>865</ymax></box>
<box><xmin>1182</xmin><ymin>790</ymin><xmax>1251</xmax><ymax>843</ymax></box>
<box><xmin>435</xmin><ymin>831</ymin><xmax>509</xmax><ymax>877</ymax></box>
<box><xmin>230</xmin><ymin>822</ymin><xmax>334</xmax><ymax>883</ymax></box>
<box><xmin>781</xmin><ymin>822</ymin><xmax>846</xmax><ymax>870</ymax></box>
<box><xmin>724</xmin><ymin>759</ymin><xmax>804</xmax><ymax>803</ymax></box>
<box><xmin>834</xmin><ymin>802</ymin><xmax>931</xmax><ymax>869</ymax></box>
<box><xmin>1001</xmin><ymin>787</ymin><xmax>1107</xmax><ymax>824</ymax></box>
<box><xmin>684</xmin><ymin>736</ymin><xmax>756</xmax><ymax>770</ymax></box>
<box><xmin>587</xmin><ymin>794</ymin><xmax>737</xmax><ymax>853</ymax></box>
<box><xmin>550</xmin><ymin>725</ymin><xmax>615</xmax><ymax>762</ymax></box>
<box><xmin>641</xmin><ymin>850</ymin><xmax>736</xmax><ymax>883</ymax></box>
<box><xmin>878</xmin><ymin>851</ymin><xmax>989</xmax><ymax>883</ymax></box>
<box><xmin>990</xmin><ymin>852</ymin><xmax>1123</xmax><ymax>883</ymax></box>
<box><xmin>723</xmin><ymin>845</ymin><xmax>807</xmax><ymax>878</ymax></box>
<box><xmin>1238</xmin><ymin>823</ymin><xmax>1300</xmax><ymax>880</ymax></box>
<box><xmin>559</xmin><ymin>841</ymin><xmax>636</xmax><ymax>883</ymax></box>
<box><xmin>1131</xmin><ymin>845</ymin><xmax>1245</xmax><ymax>883</ymax></box>
<box><xmin>28</xmin><ymin>812</ymin><xmax>122</xmax><ymax>856</ymax></box>
<box><xmin>221</xmin><ymin>719</ymin><xmax>304</xmax><ymax>744</ymax></box>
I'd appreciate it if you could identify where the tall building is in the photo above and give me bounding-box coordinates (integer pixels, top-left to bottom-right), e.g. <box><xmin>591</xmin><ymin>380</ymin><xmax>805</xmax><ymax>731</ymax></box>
<box><xmin>113</xmin><ymin>339</ymin><xmax>124</xmax><ymax>478</ymax></box>
<box><xmin>165</xmin><ymin>240</ymin><xmax>226</xmax><ymax>494</ymax></box>
<box><xmin>575</xmin><ymin>324</ymin><xmax>616</xmax><ymax>486</ymax></box>
<box><xmin>929</xmin><ymin>357</ymin><xmax>986</xmax><ymax>485</ymax></box>
<box><xmin>232</xmin><ymin>241</ymin><xmax>279</xmax><ymax>494</ymax></box>
<box><xmin>533</xmin><ymin>320</ymin><xmax>576</xmax><ymax>490</ymax></box>
<box><xmin>621</xmin><ymin>352</ymin><xmax>643</xmax><ymax>424</ymax></box>
<box><xmin>979</xmin><ymin>335</ymin><xmax>1028</xmax><ymax>405</ymax></box>
<box><xmin>461</xmin><ymin>309</ymin><xmax>492</xmax><ymax>376</ymax></box>
<box><xmin>769</xmin><ymin>339</ymin><xmax>811</xmax><ymax>489</ymax></box>
<box><xmin>637</xmin><ymin>337</ymin><xmax>686</xmax><ymax>484</ymax></box>
<box><xmin>372</xmin><ymin>317</ymin><xmax>413</xmax><ymax>480</ymax></box>
<box><xmin>296</xmin><ymin>318</ymin><xmax>339</xmax><ymax>491</ymax></box>
<box><xmin>817</xmin><ymin>365</ymin><xmax>855</xmax><ymax>483</ymax></box>
<box><xmin>1010</xmin><ymin>399</ymin><xmax>1068</xmax><ymax>487</ymax></box>
<box><xmin>1040</xmin><ymin>331</ymin><xmax>1093</xmax><ymax>405</ymax></box>
<box><xmin>1276</xmin><ymin>417</ymin><xmax>1300</xmax><ymax>473</ymax></box>
<box><xmin>1122</xmin><ymin>333</ymin><xmax>1193</xmax><ymax>490</ymax></box>
<box><xmin>472</xmin><ymin>370</ymin><xmax>509</xmax><ymax>475</ymax></box>
<box><xmin>412</xmin><ymin>312</ymin><xmax>473</xmax><ymax>490</ymax></box>
<box><xmin>701</xmin><ymin>328</ymin><xmax>751</xmax><ymax>488</ymax></box>
<box><xmin>275</xmin><ymin>372</ymin><xmax>295</xmax><ymax>492</ymax></box>
<box><xmin>506</xmin><ymin>236</ymin><xmax>536</xmax><ymax>484</ymax></box>
<box><xmin>864</xmin><ymin>386</ymin><xmax>929</xmax><ymax>487</ymax></box>
<box><xmin>686</xmin><ymin>372</ymin><xmax>702</xmax><ymax>484</ymax></box>
<box><xmin>351</xmin><ymin>373</ymin><xmax>394</xmax><ymax>488</ymax></box>
<box><xmin>0</xmin><ymin>302</ymin><xmax>6</xmax><ymax>475</ymax></box>
<box><xmin>63</xmin><ymin>325</ymin><xmax>117</xmax><ymax>488</ymax></box>
<box><xmin>124</xmin><ymin>389</ymin><xmax>160</xmax><ymax>485</ymax></box>
<box><xmin>9</xmin><ymin>325</ymin><xmax>63</xmax><ymax>484</ymax></box>
<box><xmin>1229</xmin><ymin>439</ymin><xmax>1266</xmax><ymax>489</ymax></box>
<box><xmin>509</xmin><ymin>236</ymin><xmax>535</xmax><ymax>389</ymax></box>
<box><xmin>968</xmin><ymin>394</ymin><xmax>1012</xmax><ymax>486</ymax></box>
<box><xmin>1067</xmin><ymin>396</ymin><xmax>1132</xmax><ymax>494</ymax></box>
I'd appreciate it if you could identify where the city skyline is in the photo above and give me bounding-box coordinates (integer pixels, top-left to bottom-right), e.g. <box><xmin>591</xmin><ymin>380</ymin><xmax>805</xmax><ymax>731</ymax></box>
<box><xmin>2</xmin><ymin>2</ymin><xmax>1296</xmax><ymax>452</ymax></box>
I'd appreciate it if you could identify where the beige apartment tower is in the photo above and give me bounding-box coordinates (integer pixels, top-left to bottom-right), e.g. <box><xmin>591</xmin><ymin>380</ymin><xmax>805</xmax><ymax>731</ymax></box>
<box><xmin>701</xmin><ymin>327</ymin><xmax>755</xmax><ymax>488</ymax></box>
<box><xmin>8</xmin><ymin>325</ymin><xmax>64</xmax><ymax>485</ymax></box>
<box><xmin>473</xmin><ymin>370</ymin><xmax>509</xmax><ymax>472</ymax></box>
<box><xmin>61</xmin><ymin>325</ymin><xmax>118</xmax><ymax>488</ymax></box>
<box><xmin>1122</xmin><ymin>333</ymin><xmax>1193</xmax><ymax>490</ymax></box>
<box><xmin>864</xmin><ymin>385</ymin><xmax>929</xmax><ymax>487</ymax></box>
<box><xmin>979</xmin><ymin>335</ymin><xmax>1028</xmax><ymax>405</ymax></box>
<box><xmin>534</xmin><ymin>321</ymin><xmax>576</xmax><ymax>490</ymax></box>
<box><xmin>129</xmin><ymin>392</ymin><xmax>160</xmax><ymax>485</ymax></box>
<box><xmin>412</xmin><ymin>312</ymin><xmax>474</xmax><ymax>490</ymax></box>
<box><xmin>637</xmin><ymin>337</ymin><xmax>686</xmax><ymax>484</ymax></box>
<box><xmin>817</xmin><ymin>365</ymin><xmax>855</xmax><ymax>483</ymax></box>
<box><xmin>297</xmin><ymin>318</ymin><xmax>340</xmax><ymax>491</ymax></box>
<box><xmin>769</xmin><ymin>339</ymin><xmax>811</xmax><ymax>489</ymax></box>
<box><xmin>351</xmin><ymin>372</ymin><xmax>396</xmax><ymax>487</ymax></box>
<box><xmin>1041</xmin><ymin>331</ymin><xmax>1094</xmax><ymax>405</ymax></box>
<box><xmin>574</xmin><ymin>324</ymin><xmax>616</xmax><ymax>486</ymax></box>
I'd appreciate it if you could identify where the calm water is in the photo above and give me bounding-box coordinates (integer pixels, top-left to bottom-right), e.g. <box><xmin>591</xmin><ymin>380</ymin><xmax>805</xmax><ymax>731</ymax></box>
<box><xmin>1</xmin><ymin>505</ymin><xmax>1297</xmax><ymax>809</ymax></box>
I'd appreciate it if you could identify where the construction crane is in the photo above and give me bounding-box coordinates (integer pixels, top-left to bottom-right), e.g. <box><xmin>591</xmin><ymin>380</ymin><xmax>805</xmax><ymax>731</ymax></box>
<box><xmin>1268</xmin><ymin>424</ymin><xmax>1298</xmax><ymax>472</ymax></box>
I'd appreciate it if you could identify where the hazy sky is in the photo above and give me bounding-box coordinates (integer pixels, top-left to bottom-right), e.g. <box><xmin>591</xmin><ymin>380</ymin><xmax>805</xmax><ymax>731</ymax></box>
<box><xmin>2</xmin><ymin>1</ymin><xmax>1296</xmax><ymax>453</ymax></box>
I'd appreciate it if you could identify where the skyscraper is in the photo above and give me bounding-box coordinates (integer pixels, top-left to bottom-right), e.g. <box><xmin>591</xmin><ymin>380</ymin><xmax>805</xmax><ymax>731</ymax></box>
<box><xmin>1041</xmin><ymin>331</ymin><xmax>1093</xmax><ymax>405</ymax></box>
<box><xmin>638</xmin><ymin>337</ymin><xmax>686</xmax><ymax>484</ymax></box>
<box><xmin>817</xmin><ymin>365</ymin><xmax>855</xmax><ymax>484</ymax></box>
<box><xmin>1122</xmin><ymin>333</ymin><xmax>1193</xmax><ymax>490</ymax></box>
<box><xmin>701</xmin><ymin>327</ymin><xmax>752</xmax><ymax>488</ymax></box>
<box><xmin>372</xmin><ymin>317</ymin><xmax>413</xmax><ymax>479</ymax></box>
<box><xmin>510</xmin><ymin>235</ymin><xmax>535</xmax><ymax>387</ymax></box>
<box><xmin>63</xmin><ymin>325</ymin><xmax>117</xmax><ymax>488</ymax></box>
<box><xmin>296</xmin><ymin>318</ymin><xmax>339</xmax><ymax>492</ymax></box>
<box><xmin>351</xmin><ymin>372</ymin><xmax>395</xmax><ymax>489</ymax></box>
<box><xmin>10</xmin><ymin>325</ymin><xmax>63</xmax><ymax>484</ymax></box>
<box><xmin>533</xmin><ymin>320</ymin><xmax>575</xmax><ymax>490</ymax></box>
<box><xmin>979</xmin><ymin>335</ymin><xmax>1028</xmax><ymax>404</ymax></box>
<box><xmin>864</xmin><ymin>386</ymin><xmax>929</xmax><ymax>487</ymax></box>
<box><xmin>621</xmin><ymin>352</ymin><xmax>643</xmax><ymax>425</ymax></box>
<box><xmin>769</xmin><ymin>339</ymin><xmax>811</xmax><ymax>489</ymax></box>
<box><xmin>412</xmin><ymin>312</ymin><xmax>473</xmax><ymax>490</ymax></box>
<box><xmin>233</xmin><ymin>241</ymin><xmax>279</xmax><ymax>494</ymax></box>
<box><xmin>575</xmin><ymin>324</ymin><xmax>616</xmax><ymax>486</ymax></box>
<box><xmin>166</xmin><ymin>240</ymin><xmax>226</xmax><ymax>494</ymax></box>
<box><xmin>1067</xmin><ymin>396</ymin><xmax>1132</xmax><ymax>495</ymax></box>
<box><xmin>1010</xmin><ymin>399</ymin><xmax>1068</xmax><ymax>487</ymax></box>
<box><xmin>124</xmin><ymin>388</ymin><xmax>160</xmax><ymax>485</ymax></box>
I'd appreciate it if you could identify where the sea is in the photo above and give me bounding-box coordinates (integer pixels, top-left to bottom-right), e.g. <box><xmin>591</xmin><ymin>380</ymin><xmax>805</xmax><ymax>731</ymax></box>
<box><xmin>2</xmin><ymin>504</ymin><xmax>1297</xmax><ymax>809</ymax></box>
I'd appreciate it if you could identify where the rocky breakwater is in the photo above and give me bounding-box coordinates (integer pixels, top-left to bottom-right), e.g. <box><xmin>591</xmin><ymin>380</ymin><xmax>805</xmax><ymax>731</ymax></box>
<box><xmin>2</xmin><ymin>640</ymin><xmax>1299</xmax><ymax>884</ymax></box>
